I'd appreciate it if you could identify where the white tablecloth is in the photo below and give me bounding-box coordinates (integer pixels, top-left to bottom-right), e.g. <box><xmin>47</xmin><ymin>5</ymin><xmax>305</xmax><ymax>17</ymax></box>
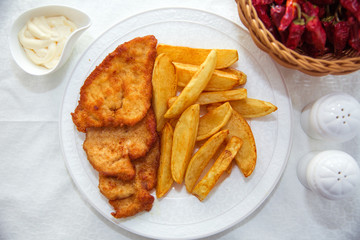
<box><xmin>1</xmin><ymin>0</ymin><xmax>359</xmax><ymax>239</ymax></box>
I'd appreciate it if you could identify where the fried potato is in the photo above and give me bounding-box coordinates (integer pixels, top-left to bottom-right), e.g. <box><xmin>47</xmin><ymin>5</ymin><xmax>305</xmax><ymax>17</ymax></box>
<box><xmin>164</xmin><ymin>50</ymin><xmax>217</xmax><ymax>119</ymax></box>
<box><xmin>192</xmin><ymin>136</ymin><xmax>243</xmax><ymax>201</ymax></box>
<box><xmin>168</xmin><ymin>89</ymin><xmax>247</xmax><ymax>107</ymax></box>
<box><xmin>157</xmin><ymin>44</ymin><xmax>238</xmax><ymax>69</ymax></box>
<box><xmin>156</xmin><ymin>123</ymin><xmax>174</xmax><ymax>198</ymax></box>
<box><xmin>174</xmin><ymin>62</ymin><xmax>246</xmax><ymax>91</ymax></box>
<box><xmin>171</xmin><ymin>104</ymin><xmax>200</xmax><ymax>184</ymax></box>
<box><xmin>230</xmin><ymin>98</ymin><xmax>278</xmax><ymax>118</ymax></box>
<box><xmin>185</xmin><ymin>129</ymin><xmax>229</xmax><ymax>192</ymax></box>
<box><xmin>223</xmin><ymin>109</ymin><xmax>257</xmax><ymax>177</ymax></box>
<box><xmin>197</xmin><ymin>102</ymin><xmax>232</xmax><ymax>141</ymax></box>
<box><xmin>152</xmin><ymin>53</ymin><xmax>177</xmax><ymax>132</ymax></box>
<box><xmin>168</xmin><ymin>118</ymin><xmax>178</xmax><ymax>128</ymax></box>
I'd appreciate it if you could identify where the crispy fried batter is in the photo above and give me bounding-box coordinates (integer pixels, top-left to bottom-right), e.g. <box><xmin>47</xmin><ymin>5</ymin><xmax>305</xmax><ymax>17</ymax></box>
<box><xmin>108</xmin><ymin>139</ymin><xmax>160</xmax><ymax>218</ymax></box>
<box><xmin>72</xmin><ymin>35</ymin><xmax>158</xmax><ymax>132</ymax></box>
<box><xmin>98</xmin><ymin>173</ymin><xmax>136</xmax><ymax>200</ymax></box>
<box><xmin>83</xmin><ymin>108</ymin><xmax>157</xmax><ymax>180</ymax></box>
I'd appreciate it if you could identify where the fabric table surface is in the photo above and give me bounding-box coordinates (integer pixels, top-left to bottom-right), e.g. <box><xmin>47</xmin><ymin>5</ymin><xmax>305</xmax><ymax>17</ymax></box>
<box><xmin>1</xmin><ymin>0</ymin><xmax>359</xmax><ymax>239</ymax></box>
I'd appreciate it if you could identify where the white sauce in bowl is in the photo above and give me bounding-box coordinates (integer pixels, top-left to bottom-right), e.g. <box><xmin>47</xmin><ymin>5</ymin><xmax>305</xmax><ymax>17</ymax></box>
<box><xmin>18</xmin><ymin>16</ymin><xmax>77</xmax><ymax>69</ymax></box>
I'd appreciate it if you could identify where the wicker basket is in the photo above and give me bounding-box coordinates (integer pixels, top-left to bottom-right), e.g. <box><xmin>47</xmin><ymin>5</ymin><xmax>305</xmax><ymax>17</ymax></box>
<box><xmin>236</xmin><ymin>0</ymin><xmax>360</xmax><ymax>76</ymax></box>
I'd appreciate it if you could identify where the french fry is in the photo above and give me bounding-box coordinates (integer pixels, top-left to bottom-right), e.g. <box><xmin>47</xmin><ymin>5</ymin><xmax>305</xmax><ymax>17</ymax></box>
<box><xmin>157</xmin><ymin>44</ymin><xmax>238</xmax><ymax>69</ymax></box>
<box><xmin>168</xmin><ymin>89</ymin><xmax>247</xmax><ymax>107</ymax></box>
<box><xmin>197</xmin><ymin>102</ymin><xmax>232</xmax><ymax>141</ymax></box>
<box><xmin>192</xmin><ymin>136</ymin><xmax>243</xmax><ymax>201</ymax></box>
<box><xmin>174</xmin><ymin>62</ymin><xmax>246</xmax><ymax>91</ymax></box>
<box><xmin>230</xmin><ymin>98</ymin><xmax>278</xmax><ymax>118</ymax></box>
<box><xmin>224</xmin><ymin>109</ymin><xmax>257</xmax><ymax>177</ymax></box>
<box><xmin>156</xmin><ymin>123</ymin><xmax>174</xmax><ymax>198</ymax></box>
<box><xmin>152</xmin><ymin>53</ymin><xmax>177</xmax><ymax>132</ymax></box>
<box><xmin>171</xmin><ymin>104</ymin><xmax>200</xmax><ymax>184</ymax></box>
<box><xmin>185</xmin><ymin>129</ymin><xmax>229</xmax><ymax>192</ymax></box>
<box><xmin>164</xmin><ymin>50</ymin><xmax>217</xmax><ymax>119</ymax></box>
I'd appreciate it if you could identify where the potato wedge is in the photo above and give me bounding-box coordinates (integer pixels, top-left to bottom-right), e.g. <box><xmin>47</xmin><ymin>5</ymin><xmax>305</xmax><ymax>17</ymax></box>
<box><xmin>156</xmin><ymin>123</ymin><xmax>174</xmax><ymax>198</ymax></box>
<box><xmin>174</xmin><ymin>62</ymin><xmax>246</xmax><ymax>91</ymax></box>
<box><xmin>168</xmin><ymin>89</ymin><xmax>247</xmax><ymax>107</ymax></box>
<box><xmin>192</xmin><ymin>136</ymin><xmax>243</xmax><ymax>201</ymax></box>
<box><xmin>152</xmin><ymin>53</ymin><xmax>177</xmax><ymax>132</ymax></box>
<box><xmin>171</xmin><ymin>104</ymin><xmax>200</xmax><ymax>184</ymax></box>
<box><xmin>230</xmin><ymin>98</ymin><xmax>278</xmax><ymax>118</ymax></box>
<box><xmin>223</xmin><ymin>109</ymin><xmax>257</xmax><ymax>177</ymax></box>
<box><xmin>164</xmin><ymin>50</ymin><xmax>217</xmax><ymax>119</ymax></box>
<box><xmin>157</xmin><ymin>44</ymin><xmax>238</xmax><ymax>69</ymax></box>
<box><xmin>168</xmin><ymin>117</ymin><xmax>179</xmax><ymax>128</ymax></box>
<box><xmin>185</xmin><ymin>129</ymin><xmax>229</xmax><ymax>192</ymax></box>
<box><xmin>197</xmin><ymin>102</ymin><xmax>232</xmax><ymax>141</ymax></box>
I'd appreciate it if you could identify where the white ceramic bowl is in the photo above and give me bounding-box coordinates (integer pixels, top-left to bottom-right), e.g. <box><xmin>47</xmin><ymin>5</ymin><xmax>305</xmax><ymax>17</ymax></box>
<box><xmin>9</xmin><ymin>5</ymin><xmax>91</xmax><ymax>76</ymax></box>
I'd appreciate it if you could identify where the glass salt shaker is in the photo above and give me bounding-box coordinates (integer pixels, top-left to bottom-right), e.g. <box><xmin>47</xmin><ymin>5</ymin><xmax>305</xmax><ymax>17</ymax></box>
<box><xmin>300</xmin><ymin>92</ymin><xmax>360</xmax><ymax>142</ymax></box>
<box><xmin>297</xmin><ymin>150</ymin><xmax>360</xmax><ymax>200</ymax></box>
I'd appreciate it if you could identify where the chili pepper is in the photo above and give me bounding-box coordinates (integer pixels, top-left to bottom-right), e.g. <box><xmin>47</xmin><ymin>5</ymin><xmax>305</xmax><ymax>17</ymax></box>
<box><xmin>340</xmin><ymin>0</ymin><xmax>360</xmax><ymax>22</ymax></box>
<box><xmin>303</xmin><ymin>13</ymin><xmax>327</xmax><ymax>54</ymax></box>
<box><xmin>285</xmin><ymin>4</ymin><xmax>305</xmax><ymax>49</ymax></box>
<box><xmin>332</xmin><ymin>21</ymin><xmax>350</xmax><ymax>55</ymax></box>
<box><xmin>271</xmin><ymin>4</ymin><xmax>286</xmax><ymax>28</ymax></box>
<box><xmin>255</xmin><ymin>4</ymin><xmax>279</xmax><ymax>39</ymax></box>
<box><xmin>347</xmin><ymin>15</ymin><xmax>360</xmax><ymax>52</ymax></box>
<box><xmin>279</xmin><ymin>0</ymin><xmax>302</xmax><ymax>31</ymax></box>
<box><xmin>274</xmin><ymin>0</ymin><xmax>285</xmax><ymax>4</ymax></box>
<box><xmin>255</xmin><ymin>5</ymin><xmax>273</xmax><ymax>30</ymax></box>
<box><xmin>302</xmin><ymin>1</ymin><xmax>319</xmax><ymax>17</ymax></box>
<box><xmin>270</xmin><ymin>4</ymin><xmax>289</xmax><ymax>42</ymax></box>
<box><xmin>329</xmin><ymin>5</ymin><xmax>351</xmax><ymax>55</ymax></box>
<box><xmin>309</xmin><ymin>0</ymin><xmax>335</xmax><ymax>5</ymax></box>
<box><xmin>322</xmin><ymin>16</ymin><xmax>335</xmax><ymax>44</ymax></box>
<box><xmin>252</xmin><ymin>0</ymin><xmax>274</xmax><ymax>6</ymax></box>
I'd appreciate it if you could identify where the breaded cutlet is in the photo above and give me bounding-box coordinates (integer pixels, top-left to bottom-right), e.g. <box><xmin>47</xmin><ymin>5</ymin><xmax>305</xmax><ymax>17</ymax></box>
<box><xmin>72</xmin><ymin>35</ymin><xmax>157</xmax><ymax>132</ymax></box>
<box><xmin>83</xmin><ymin>108</ymin><xmax>157</xmax><ymax>180</ymax></box>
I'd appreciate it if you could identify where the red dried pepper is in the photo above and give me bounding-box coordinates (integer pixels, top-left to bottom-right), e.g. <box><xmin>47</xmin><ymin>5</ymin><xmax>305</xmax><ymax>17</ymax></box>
<box><xmin>285</xmin><ymin>4</ymin><xmax>305</xmax><ymax>49</ymax></box>
<box><xmin>347</xmin><ymin>14</ymin><xmax>360</xmax><ymax>52</ymax></box>
<box><xmin>274</xmin><ymin>0</ymin><xmax>285</xmax><ymax>4</ymax></box>
<box><xmin>279</xmin><ymin>0</ymin><xmax>300</xmax><ymax>31</ymax></box>
<box><xmin>303</xmin><ymin>13</ymin><xmax>327</xmax><ymax>54</ymax></box>
<box><xmin>270</xmin><ymin>4</ymin><xmax>288</xmax><ymax>42</ymax></box>
<box><xmin>254</xmin><ymin>5</ymin><xmax>273</xmax><ymax>29</ymax></box>
<box><xmin>302</xmin><ymin>1</ymin><xmax>320</xmax><ymax>16</ymax></box>
<box><xmin>332</xmin><ymin>21</ymin><xmax>350</xmax><ymax>55</ymax></box>
<box><xmin>322</xmin><ymin>16</ymin><xmax>335</xmax><ymax>44</ymax></box>
<box><xmin>340</xmin><ymin>0</ymin><xmax>360</xmax><ymax>22</ymax></box>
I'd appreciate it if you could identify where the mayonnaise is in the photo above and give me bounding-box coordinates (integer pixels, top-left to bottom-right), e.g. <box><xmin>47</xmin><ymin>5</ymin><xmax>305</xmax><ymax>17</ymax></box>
<box><xmin>18</xmin><ymin>16</ymin><xmax>77</xmax><ymax>69</ymax></box>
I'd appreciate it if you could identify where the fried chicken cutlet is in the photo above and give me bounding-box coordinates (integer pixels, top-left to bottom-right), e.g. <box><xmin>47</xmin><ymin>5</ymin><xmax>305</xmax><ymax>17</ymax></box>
<box><xmin>72</xmin><ymin>35</ymin><xmax>157</xmax><ymax>132</ymax></box>
<box><xmin>83</xmin><ymin>108</ymin><xmax>157</xmax><ymax>180</ymax></box>
<box><xmin>98</xmin><ymin>139</ymin><xmax>160</xmax><ymax>218</ymax></box>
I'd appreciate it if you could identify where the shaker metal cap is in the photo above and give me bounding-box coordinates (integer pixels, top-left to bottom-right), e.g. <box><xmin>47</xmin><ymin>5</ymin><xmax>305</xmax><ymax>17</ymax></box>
<box><xmin>313</xmin><ymin>92</ymin><xmax>360</xmax><ymax>142</ymax></box>
<box><xmin>307</xmin><ymin>150</ymin><xmax>360</xmax><ymax>200</ymax></box>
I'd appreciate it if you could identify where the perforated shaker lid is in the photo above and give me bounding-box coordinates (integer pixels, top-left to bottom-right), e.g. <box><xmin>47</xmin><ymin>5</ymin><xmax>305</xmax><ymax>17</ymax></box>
<box><xmin>314</xmin><ymin>93</ymin><xmax>360</xmax><ymax>142</ymax></box>
<box><xmin>307</xmin><ymin>150</ymin><xmax>360</xmax><ymax>200</ymax></box>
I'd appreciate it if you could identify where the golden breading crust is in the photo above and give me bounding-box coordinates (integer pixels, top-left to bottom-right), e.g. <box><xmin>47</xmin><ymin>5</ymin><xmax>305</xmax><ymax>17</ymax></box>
<box><xmin>72</xmin><ymin>35</ymin><xmax>157</xmax><ymax>132</ymax></box>
<box><xmin>83</xmin><ymin>108</ymin><xmax>157</xmax><ymax>180</ymax></box>
<box><xmin>108</xmin><ymin>139</ymin><xmax>160</xmax><ymax>218</ymax></box>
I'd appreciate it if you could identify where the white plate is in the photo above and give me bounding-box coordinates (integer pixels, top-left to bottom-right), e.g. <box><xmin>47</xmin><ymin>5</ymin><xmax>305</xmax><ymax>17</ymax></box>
<box><xmin>60</xmin><ymin>8</ymin><xmax>292</xmax><ymax>240</ymax></box>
